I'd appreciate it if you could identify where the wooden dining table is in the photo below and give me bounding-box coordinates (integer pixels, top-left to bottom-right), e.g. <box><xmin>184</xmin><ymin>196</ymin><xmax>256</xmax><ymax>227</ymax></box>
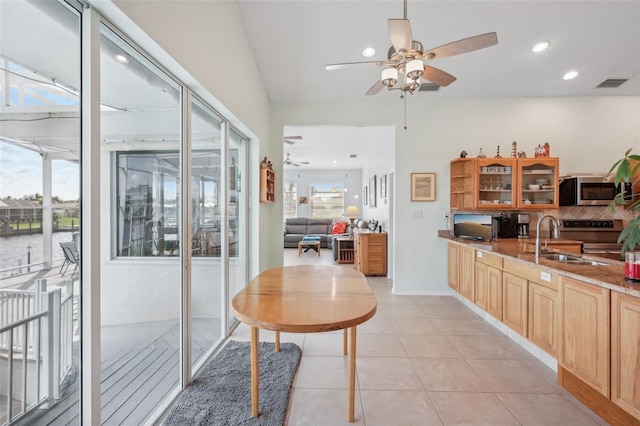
<box><xmin>231</xmin><ymin>265</ymin><xmax>377</xmax><ymax>422</ymax></box>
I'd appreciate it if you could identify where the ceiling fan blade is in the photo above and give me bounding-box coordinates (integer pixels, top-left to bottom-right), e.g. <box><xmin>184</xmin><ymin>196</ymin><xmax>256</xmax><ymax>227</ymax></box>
<box><xmin>365</xmin><ymin>80</ymin><xmax>385</xmax><ymax>96</ymax></box>
<box><xmin>292</xmin><ymin>163</ymin><xmax>300</xmax><ymax>167</ymax></box>
<box><xmin>422</xmin><ymin>65</ymin><xmax>457</xmax><ymax>87</ymax></box>
<box><xmin>284</xmin><ymin>135</ymin><xmax>302</xmax><ymax>145</ymax></box>
<box><xmin>326</xmin><ymin>60</ymin><xmax>386</xmax><ymax>71</ymax></box>
<box><xmin>423</xmin><ymin>32</ymin><xmax>498</xmax><ymax>60</ymax></box>
<box><xmin>388</xmin><ymin>19</ymin><xmax>412</xmax><ymax>53</ymax></box>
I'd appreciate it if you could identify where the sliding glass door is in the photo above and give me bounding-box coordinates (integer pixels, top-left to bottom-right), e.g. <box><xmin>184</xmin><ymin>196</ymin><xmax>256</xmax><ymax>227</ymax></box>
<box><xmin>1</xmin><ymin>2</ymin><xmax>253</xmax><ymax>423</ymax></box>
<box><xmin>190</xmin><ymin>98</ymin><xmax>225</xmax><ymax>370</ymax></box>
<box><xmin>100</xmin><ymin>25</ymin><xmax>182</xmax><ymax>424</ymax></box>
<box><xmin>228</xmin><ymin>129</ymin><xmax>249</xmax><ymax>329</ymax></box>
<box><xmin>0</xmin><ymin>1</ymin><xmax>81</xmax><ymax>424</ymax></box>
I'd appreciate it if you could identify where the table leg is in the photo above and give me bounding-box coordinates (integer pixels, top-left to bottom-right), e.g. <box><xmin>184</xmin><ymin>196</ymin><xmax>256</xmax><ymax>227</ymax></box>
<box><xmin>275</xmin><ymin>330</ymin><xmax>280</xmax><ymax>352</ymax></box>
<box><xmin>343</xmin><ymin>329</ymin><xmax>348</xmax><ymax>355</ymax></box>
<box><xmin>348</xmin><ymin>326</ymin><xmax>356</xmax><ymax>422</ymax></box>
<box><xmin>298</xmin><ymin>244</ymin><xmax>301</xmax><ymax>256</ymax></box>
<box><xmin>317</xmin><ymin>244</ymin><xmax>320</xmax><ymax>256</ymax></box>
<box><xmin>251</xmin><ymin>326</ymin><xmax>259</xmax><ymax>417</ymax></box>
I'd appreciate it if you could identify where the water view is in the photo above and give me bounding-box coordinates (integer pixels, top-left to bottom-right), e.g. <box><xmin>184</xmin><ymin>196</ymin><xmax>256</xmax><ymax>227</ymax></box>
<box><xmin>0</xmin><ymin>231</ymin><xmax>74</xmax><ymax>278</ymax></box>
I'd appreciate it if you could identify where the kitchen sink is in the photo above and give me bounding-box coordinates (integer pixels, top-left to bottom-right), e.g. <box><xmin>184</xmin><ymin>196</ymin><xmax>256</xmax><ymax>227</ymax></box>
<box><xmin>539</xmin><ymin>252</ymin><xmax>610</xmax><ymax>266</ymax></box>
<box><xmin>540</xmin><ymin>253</ymin><xmax>574</xmax><ymax>262</ymax></box>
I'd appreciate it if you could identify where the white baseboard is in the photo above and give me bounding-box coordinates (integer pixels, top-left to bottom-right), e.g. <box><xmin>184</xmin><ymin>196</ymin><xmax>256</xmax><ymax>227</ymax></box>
<box><xmin>392</xmin><ymin>289</ymin><xmax>455</xmax><ymax>296</ymax></box>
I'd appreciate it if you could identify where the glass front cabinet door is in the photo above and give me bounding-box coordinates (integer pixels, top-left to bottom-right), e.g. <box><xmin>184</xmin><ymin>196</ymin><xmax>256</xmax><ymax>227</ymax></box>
<box><xmin>516</xmin><ymin>158</ymin><xmax>559</xmax><ymax>209</ymax></box>
<box><xmin>475</xmin><ymin>158</ymin><xmax>517</xmax><ymax>210</ymax></box>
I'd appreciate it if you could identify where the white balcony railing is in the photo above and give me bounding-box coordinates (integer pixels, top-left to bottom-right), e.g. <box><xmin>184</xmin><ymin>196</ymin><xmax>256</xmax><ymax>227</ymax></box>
<box><xmin>0</xmin><ymin>279</ymin><xmax>74</xmax><ymax>425</ymax></box>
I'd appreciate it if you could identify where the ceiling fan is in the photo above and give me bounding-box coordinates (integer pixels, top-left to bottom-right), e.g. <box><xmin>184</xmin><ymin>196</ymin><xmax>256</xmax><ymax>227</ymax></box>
<box><xmin>325</xmin><ymin>0</ymin><xmax>498</xmax><ymax>96</ymax></box>
<box><xmin>284</xmin><ymin>135</ymin><xmax>303</xmax><ymax>145</ymax></box>
<box><xmin>284</xmin><ymin>153</ymin><xmax>309</xmax><ymax>167</ymax></box>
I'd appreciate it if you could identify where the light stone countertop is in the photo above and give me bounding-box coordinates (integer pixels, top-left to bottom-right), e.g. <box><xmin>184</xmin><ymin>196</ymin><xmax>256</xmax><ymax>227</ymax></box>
<box><xmin>439</xmin><ymin>230</ymin><xmax>640</xmax><ymax>298</ymax></box>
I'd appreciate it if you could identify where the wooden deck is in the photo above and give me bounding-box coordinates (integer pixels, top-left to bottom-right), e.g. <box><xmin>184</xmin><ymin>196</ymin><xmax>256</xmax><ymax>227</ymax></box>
<box><xmin>3</xmin><ymin>269</ymin><xmax>223</xmax><ymax>425</ymax></box>
<box><xmin>14</xmin><ymin>320</ymin><xmax>220</xmax><ymax>426</ymax></box>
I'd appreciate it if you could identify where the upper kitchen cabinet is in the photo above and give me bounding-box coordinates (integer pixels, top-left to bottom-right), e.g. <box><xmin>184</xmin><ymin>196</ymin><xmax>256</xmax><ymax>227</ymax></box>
<box><xmin>450</xmin><ymin>158</ymin><xmax>475</xmax><ymax>209</ymax></box>
<box><xmin>475</xmin><ymin>158</ymin><xmax>517</xmax><ymax>210</ymax></box>
<box><xmin>517</xmin><ymin>158</ymin><xmax>559</xmax><ymax>210</ymax></box>
<box><xmin>450</xmin><ymin>157</ymin><xmax>559</xmax><ymax>210</ymax></box>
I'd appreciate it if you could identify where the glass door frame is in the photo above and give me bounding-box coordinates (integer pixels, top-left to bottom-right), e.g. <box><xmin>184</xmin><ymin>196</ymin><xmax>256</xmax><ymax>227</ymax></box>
<box><xmin>79</xmin><ymin>8</ymin><xmax>253</xmax><ymax>424</ymax></box>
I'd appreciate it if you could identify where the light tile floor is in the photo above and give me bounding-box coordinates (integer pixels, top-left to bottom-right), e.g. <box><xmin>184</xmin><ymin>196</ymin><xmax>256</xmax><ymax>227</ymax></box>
<box><xmin>230</xmin><ymin>248</ymin><xmax>609</xmax><ymax>425</ymax></box>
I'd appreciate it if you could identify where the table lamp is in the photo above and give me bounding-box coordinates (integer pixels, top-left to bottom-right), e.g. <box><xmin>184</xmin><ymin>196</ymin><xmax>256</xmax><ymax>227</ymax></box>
<box><xmin>344</xmin><ymin>205</ymin><xmax>360</xmax><ymax>235</ymax></box>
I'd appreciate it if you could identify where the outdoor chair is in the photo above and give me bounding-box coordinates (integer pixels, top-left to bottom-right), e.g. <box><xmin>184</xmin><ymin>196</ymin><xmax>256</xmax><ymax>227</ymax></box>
<box><xmin>59</xmin><ymin>241</ymin><xmax>80</xmax><ymax>277</ymax></box>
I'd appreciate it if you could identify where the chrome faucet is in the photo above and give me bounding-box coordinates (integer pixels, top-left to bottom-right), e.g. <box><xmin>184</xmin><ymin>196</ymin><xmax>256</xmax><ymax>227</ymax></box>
<box><xmin>548</xmin><ymin>217</ymin><xmax>560</xmax><ymax>239</ymax></box>
<box><xmin>535</xmin><ymin>214</ymin><xmax>560</xmax><ymax>263</ymax></box>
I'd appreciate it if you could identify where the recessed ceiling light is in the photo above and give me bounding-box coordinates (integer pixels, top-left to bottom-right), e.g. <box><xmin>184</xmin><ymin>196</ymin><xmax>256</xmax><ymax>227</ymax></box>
<box><xmin>114</xmin><ymin>54</ymin><xmax>129</xmax><ymax>64</ymax></box>
<box><xmin>332</xmin><ymin>160</ymin><xmax>337</xmax><ymax>164</ymax></box>
<box><xmin>362</xmin><ymin>47</ymin><xmax>376</xmax><ymax>58</ymax></box>
<box><xmin>563</xmin><ymin>71</ymin><xmax>578</xmax><ymax>80</ymax></box>
<box><xmin>532</xmin><ymin>41</ymin><xmax>550</xmax><ymax>53</ymax></box>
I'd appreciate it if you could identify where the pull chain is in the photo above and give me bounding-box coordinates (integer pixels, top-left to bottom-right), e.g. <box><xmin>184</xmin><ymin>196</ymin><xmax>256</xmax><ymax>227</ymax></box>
<box><xmin>403</xmin><ymin>94</ymin><xmax>408</xmax><ymax>130</ymax></box>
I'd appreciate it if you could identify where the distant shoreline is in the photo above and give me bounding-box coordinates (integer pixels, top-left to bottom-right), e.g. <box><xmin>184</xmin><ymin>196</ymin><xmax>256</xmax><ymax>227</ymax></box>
<box><xmin>0</xmin><ymin>228</ymin><xmax>77</xmax><ymax>237</ymax></box>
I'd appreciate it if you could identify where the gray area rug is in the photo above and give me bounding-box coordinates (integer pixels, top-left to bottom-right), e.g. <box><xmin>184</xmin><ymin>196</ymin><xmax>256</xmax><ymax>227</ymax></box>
<box><xmin>165</xmin><ymin>340</ymin><xmax>302</xmax><ymax>426</ymax></box>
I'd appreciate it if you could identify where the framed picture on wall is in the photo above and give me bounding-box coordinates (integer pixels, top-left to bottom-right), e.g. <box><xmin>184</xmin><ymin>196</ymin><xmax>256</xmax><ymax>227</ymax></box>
<box><xmin>369</xmin><ymin>175</ymin><xmax>377</xmax><ymax>208</ymax></box>
<box><xmin>380</xmin><ymin>174</ymin><xmax>387</xmax><ymax>198</ymax></box>
<box><xmin>411</xmin><ymin>172</ymin><xmax>436</xmax><ymax>201</ymax></box>
<box><xmin>363</xmin><ymin>186</ymin><xmax>368</xmax><ymax>205</ymax></box>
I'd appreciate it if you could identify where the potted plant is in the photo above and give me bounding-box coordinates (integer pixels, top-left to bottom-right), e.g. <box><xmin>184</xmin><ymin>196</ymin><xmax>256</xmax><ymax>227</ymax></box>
<box><xmin>608</xmin><ymin>148</ymin><xmax>640</xmax><ymax>280</ymax></box>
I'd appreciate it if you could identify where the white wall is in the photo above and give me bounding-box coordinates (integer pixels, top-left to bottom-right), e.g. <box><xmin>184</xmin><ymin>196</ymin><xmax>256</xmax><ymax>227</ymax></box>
<box><xmin>271</xmin><ymin>96</ymin><xmax>640</xmax><ymax>295</ymax></box>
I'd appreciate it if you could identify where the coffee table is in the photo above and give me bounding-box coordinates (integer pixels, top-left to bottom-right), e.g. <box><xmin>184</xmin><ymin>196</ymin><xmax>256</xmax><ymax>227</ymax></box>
<box><xmin>298</xmin><ymin>239</ymin><xmax>321</xmax><ymax>256</ymax></box>
<box><xmin>231</xmin><ymin>265</ymin><xmax>377</xmax><ymax>422</ymax></box>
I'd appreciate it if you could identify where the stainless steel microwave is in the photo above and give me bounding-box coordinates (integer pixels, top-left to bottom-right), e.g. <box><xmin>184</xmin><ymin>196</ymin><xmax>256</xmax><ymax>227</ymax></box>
<box><xmin>559</xmin><ymin>175</ymin><xmax>632</xmax><ymax>206</ymax></box>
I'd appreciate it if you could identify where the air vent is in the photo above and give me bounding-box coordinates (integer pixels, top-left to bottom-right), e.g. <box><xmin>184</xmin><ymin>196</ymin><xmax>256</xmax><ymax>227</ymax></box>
<box><xmin>349</xmin><ymin>154</ymin><xmax>357</xmax><ymax>158</ymax></box>
<box><xmin>419</xmin><ymin>83</ymin><xmax>440</xmax><ymax>92</ymax></box>
<box><xmin>596</xmin><ymin>79</ymin><xmax>628</xmax><ymax>88</ymax></box>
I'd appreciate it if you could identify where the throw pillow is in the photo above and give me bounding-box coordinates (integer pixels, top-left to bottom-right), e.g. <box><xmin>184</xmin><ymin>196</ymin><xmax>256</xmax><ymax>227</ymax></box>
<box><xmin>331</xmin><ymin>221</ymin><xmax>348</xmax><ymax>235</ymax></box>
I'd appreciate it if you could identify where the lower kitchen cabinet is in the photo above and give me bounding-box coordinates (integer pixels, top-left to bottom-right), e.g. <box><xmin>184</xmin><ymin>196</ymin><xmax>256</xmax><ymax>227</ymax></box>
<box><xmin>475</xmin><ymin>262</ymin><xmax>489</xmax><ymax>310</ymax></box>
<box><xmin>459</xmin><ymin>245</ymin><xmax>475</xmax><ymax>301</ymax></box>
<box><xmin>528</xmin><ymin>282</ymin><xmax>557</xmax><ymax>356</ymax></box>
<box><xmin>611</xmin><ymin>291</ymin><xmax>640</xmax><ymax>419</ymax></box>
<box><xmin>559</xmin><ymin>276</ymin><xmax>610</xmax><ymax>398</ymax></box>
<box><xmin>448</xmin><ymin>243</ymin><xmax>460</xmax><ymax>291</ymax></box>
<box><xmin>445</xmin><ymin>240</ymin><xmax>640</xmax><ymax>424</ymax></box>
<box><xmin>502</xmin><ymin>272</ymin><xmax>528</xmax><ymax>336</ymax></box>
<box><xmin>474</xmin><ymin>251</ymin><xmax>503</xmax><ymax>320</ymax></box>
<box><xmin>486</xmin><ymin>266</ymin><xmax>503</xmax><ymax>320</ymax></box>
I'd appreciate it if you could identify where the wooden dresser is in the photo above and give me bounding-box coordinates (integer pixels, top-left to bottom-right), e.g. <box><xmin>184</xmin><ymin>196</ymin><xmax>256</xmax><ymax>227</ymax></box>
<box><xmin>354</xmin><ymin>230</ymin><xmax>387</xmax><ymax>276</ymax></box>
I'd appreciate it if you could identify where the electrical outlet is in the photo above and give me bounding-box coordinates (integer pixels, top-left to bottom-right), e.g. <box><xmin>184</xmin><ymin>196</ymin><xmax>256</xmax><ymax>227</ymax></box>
<box><xmin>443</xmin><ymin>210</ymin><xmax>450</xmax><ymax>220</ymax></box>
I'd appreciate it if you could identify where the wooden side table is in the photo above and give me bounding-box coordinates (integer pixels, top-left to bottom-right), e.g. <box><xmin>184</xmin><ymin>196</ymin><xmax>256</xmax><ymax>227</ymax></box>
<box><xmin>336</xmin><ymin>237</ymin><xmax>355</xmax><ymax>264</ymax></box>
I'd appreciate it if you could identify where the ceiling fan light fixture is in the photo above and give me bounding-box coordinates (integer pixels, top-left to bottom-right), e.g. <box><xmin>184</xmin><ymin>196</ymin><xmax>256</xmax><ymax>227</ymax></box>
<box><xmin>381</xmin><ymin>67</ymin><xmax>398</xmax><ymax>87</ymax></box>
<box><xmin>532</xmin><ymin>41</ymin><xmax>550</xmax><ymax>53</ymax></box>
<box><xmin>406</xmin><ymin>59</ymin><xmax>424</xmax><ymax>80</ymax></box>
<box><xmin>404</xmin><ymin>77</ymin><xmax>421</xmax><ymax>94</ymax></box>
<box><xmin>362</xmin><ymin>46</ymin><xmax>376</xmax><ymax>58</ymax></box>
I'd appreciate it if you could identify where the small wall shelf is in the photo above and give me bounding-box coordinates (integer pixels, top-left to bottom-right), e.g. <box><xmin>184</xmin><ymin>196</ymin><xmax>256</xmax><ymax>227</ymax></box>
<box><xmin>260</xmin><ymin>160</ymin><xmax>275</xmax><ymax>203</ymax></box>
